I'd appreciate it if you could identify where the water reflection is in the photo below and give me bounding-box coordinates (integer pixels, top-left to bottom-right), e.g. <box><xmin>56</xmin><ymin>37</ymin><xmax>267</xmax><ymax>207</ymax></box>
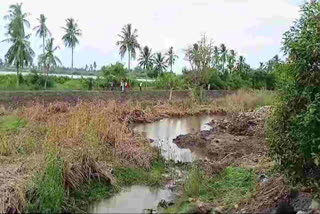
<box><xmin>88</xmin><ymin>185</ymin><xmax>174</xmax><ymax>213</ymax></box>
<box><xmin>133</xmin><ymin>115</ymin><xmax>216</xmax><ymax>162</ymax></box>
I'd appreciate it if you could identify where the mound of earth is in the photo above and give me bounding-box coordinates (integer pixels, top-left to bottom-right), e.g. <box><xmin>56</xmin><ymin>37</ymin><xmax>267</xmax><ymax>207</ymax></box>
<box><xmin>174</xmin><ymin>108</ymin><xmax>269</xmax><ymax>176</ymax></box>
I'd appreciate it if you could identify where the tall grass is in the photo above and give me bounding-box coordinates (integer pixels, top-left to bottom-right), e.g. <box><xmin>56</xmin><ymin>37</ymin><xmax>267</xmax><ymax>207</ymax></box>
<box><xmin>27</xmin><ymin>152</ymin><xmax>65</xmax><ymax>213</ymax></box>
<box><xmin>166</xmin><ymin>166</ymin><xmax>256</xmax><ymax>213</ymax></box>
<box><xmin>1</xmin><ymin>91</ymin><xmax>270</xmax><ymax>213</ymax></box>
<box><xmin>214</xmin><ymin>89</ymin><xmax>275</xmax><ymax>112</ymax></box>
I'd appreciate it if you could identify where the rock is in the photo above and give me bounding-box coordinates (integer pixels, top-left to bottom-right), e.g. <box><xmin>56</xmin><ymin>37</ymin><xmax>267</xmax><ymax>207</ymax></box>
<box><xmin>212</xmin><ymin>207</ymin><xmax>223</xmax><ymax>214</ymax></box>
<box><xmin>297</xmin><ymin>211</ymin><xmax>312</xmax><ymax>214</ymax></box>
<box><xmin>258</xmin><ymin>174</ymin><xmax>269</xmax><ymax>183</ymax></box>
<box><xmin>234</xmin><ymin>204</ymin><xmax>239</xmax><ymax>209</ymax></box>
<box><xmin>158</xmin><ymin>199</ymin><xmax>168</xmax><ymax>208</ymax></box>
<box><xmin>188</xmin><ymin>197</ymin><xmax>194</xmax><ymax>202</ymax></box>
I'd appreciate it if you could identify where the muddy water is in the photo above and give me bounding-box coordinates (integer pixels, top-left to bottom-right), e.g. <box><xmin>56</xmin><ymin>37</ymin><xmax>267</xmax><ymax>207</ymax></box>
<box><xmin>88</xmin><ymin>185</ymin><xmax>174</xmax><ymax>213</ymax></box>
<box><xmin>133</xmin><ymin>115</ymin><xmax>217</xmax><ymax>162</ymax></box>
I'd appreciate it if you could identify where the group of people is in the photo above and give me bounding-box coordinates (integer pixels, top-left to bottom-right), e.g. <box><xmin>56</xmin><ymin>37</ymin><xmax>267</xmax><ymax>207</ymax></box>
<box><xmin>120</xmin><ymin>81</ymin><xmax>130</xmax><ymax>92</ymax></box>
<box><xmin>109</xmin><ymin>81</ymin><xmax>143</xmax><ymax>92</ymax></box>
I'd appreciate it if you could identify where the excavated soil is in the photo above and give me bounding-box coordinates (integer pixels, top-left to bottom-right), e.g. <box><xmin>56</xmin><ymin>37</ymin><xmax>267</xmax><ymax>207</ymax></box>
<box><xmin>173</xmin><ymin>106</ymin><xmax>314</xmax><ymax>213</ymax></box>
<box><xmin>174</xmin><ymin>107</ymin><xmax>269</xmax><ymax>176</ymax></box>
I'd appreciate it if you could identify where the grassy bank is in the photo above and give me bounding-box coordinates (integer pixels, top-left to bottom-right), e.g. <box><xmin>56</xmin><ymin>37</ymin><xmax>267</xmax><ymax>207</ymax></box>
<box><xmin>165</xmin><ymin>166</ymin><xmax>257</xmax><ymax>213</ymax></box>
<box><xmin>0</xmin><ymin>90</ymin><xmax>275</xmax><ymax>213</ymax></box>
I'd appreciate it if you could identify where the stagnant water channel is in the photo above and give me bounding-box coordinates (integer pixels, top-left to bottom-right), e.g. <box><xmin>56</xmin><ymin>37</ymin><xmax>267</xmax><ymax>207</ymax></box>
<box><xmin>88</xmin><ymin>115</ymin><xmax>218</xmax><ymax>213</ymax></box>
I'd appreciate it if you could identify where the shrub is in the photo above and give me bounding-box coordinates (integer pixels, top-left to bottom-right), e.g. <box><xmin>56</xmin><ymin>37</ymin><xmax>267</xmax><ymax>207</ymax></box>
<box><xmin>266</xmin><ymin>1</ymin><xmax>320</xmax><ymax>189</ymax></box>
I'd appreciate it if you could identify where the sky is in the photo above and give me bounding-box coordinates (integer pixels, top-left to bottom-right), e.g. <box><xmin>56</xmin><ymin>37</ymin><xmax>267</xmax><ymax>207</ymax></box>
<box><xmin>0</xmin><ymin>0</ymin><xmax>304</xmax><ymax>74</ymax></box>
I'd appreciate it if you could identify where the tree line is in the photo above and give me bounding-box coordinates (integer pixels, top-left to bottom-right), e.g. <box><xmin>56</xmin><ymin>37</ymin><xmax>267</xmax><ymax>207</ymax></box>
<box><xmin>1</xmin><ymin>2</ymin><xmax>280</xmax><ymax>91</ymax></box>
<box><xmin>2</xmin><ymin>3</ymin><xmax>81</xmax><ymax>88</ymax></box>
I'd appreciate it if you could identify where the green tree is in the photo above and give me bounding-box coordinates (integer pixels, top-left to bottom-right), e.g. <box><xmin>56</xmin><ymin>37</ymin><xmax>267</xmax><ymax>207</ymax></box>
<box><xmin>93</xmin><ymin>61</ymin><xmax>97</xmax><ymax>71</ymax></box>
<box><xmin>219</xmin><ymin>43</ymin><xmax>228</xmax><ymax>78</ymax></box>
<box><xmin>212</xmin><ymin>46</ymin><xmax>220</xmax><ymax>70</ymax></box>
<box><xmin>154</xmin><ymin>52</ymin><xmax>168</xmax><ymax>75</ymax></box>
<box><xmin>100</xmin><ymin>62</ymin><xmax>127</xmax><ymax>86</ymax></box>
<box><xmin>237</xmin><ymin>56</ymin><xmax>245</xmax><ymax>74</ymax></box>
<box><xmin>3</xmin><ymin>3</ymin><xmax>34</xmax><ymax>86</ymax></box>
<box><xmin>4</xmin><ymin>3</ymin><xmax>30</xmax><ymax>37</ymax></box>
<box><xmin>38</xmin><ymin>38</ymin><xmax>61</xmax><ymax>89</ymax></box>
<box><xmin>267</xmin><ymin>1</ymin><xmax>320</xmax><ymax>185</ymax></box>
<box><xmin>116</xmin><ymin>24</ymin><xmax>140</xmax><ymax>72</ymax></box>
<box><xmin>62</xmin><ymin>18</ymin><xmax>81</xmax><ymax>70</ymax></box>
<box><xmin>3</xmin><ymin>35</ymin><xmax>35</xmax><ymax>87</ymax></box>
<box><xmin>138</xmin><ymin>46</ymin><xmax>154</xmax><ymax>70</ymax></box>
<box><xmin>33</xmin><ymin>14</ymin><xmax>51</xmax><ymax>56</ymax></box>
<box><xmin>184</xmin><ymin>34</ymin><xmax>213</xmax><ymax>72</ymax></box>
<box><xmin>165</xmin><ymin>46</ymin><xmax>178</xmax><ymax>73</ymax></box>
<box><xmin>227</xmin><ymin>49</ymin><xmax>236</xmax><ymax>73</ymax></box>
<box><xmin>156</xmin><ymin>73</ymin><xmax>180</xmax><ymax>100</ymax></box>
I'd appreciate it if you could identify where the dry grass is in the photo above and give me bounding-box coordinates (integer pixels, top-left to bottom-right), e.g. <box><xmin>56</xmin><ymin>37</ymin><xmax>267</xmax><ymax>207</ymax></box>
<box><xmin>213</xmin><ymin>89</ymin><xmax>275</xmax><ymax>112</ymax></box>
<box><xmin>0</xmin><ymin>90</ymin><xmax>273</xmax><ymax>213</ymax></box>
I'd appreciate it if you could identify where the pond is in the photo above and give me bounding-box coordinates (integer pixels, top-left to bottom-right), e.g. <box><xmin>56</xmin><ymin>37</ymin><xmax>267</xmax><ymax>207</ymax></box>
<box><xmin>89</xmin><ymin>115</ymin><xmax>218</xmax><ymax>213</ymax></box>
<box><xmin>133</xmin><ymin>115</ymin><xmax>218</xmax><ymax>162</ymax></box>
<box><xmin>88</xmin><ymin>185</ymin><xmax>174</xmax><ymax>213</ymax></box>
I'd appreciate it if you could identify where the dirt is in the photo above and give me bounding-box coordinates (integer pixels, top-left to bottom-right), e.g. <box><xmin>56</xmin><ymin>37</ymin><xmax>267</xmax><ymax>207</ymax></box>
<box><xmin>172</xmin><ymin>106</ymin><xmax>314</xmax><ymax>213</ymax></box>
<box><xmin>174</xmin><ymin>107</ymin><xmax>269</xmax><ymax>176</ymax></box>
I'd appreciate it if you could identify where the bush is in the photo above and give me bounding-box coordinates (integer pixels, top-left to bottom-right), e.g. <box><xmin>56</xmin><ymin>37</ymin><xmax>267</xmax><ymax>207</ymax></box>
<box><xmin>266</xmin><ymin>1</ymin><xmax>320</xmax><ymax>189</ymax></box>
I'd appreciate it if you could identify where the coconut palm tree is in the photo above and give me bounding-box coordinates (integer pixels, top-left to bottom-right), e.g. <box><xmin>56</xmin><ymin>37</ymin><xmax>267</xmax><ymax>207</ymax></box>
<box><xmin>116</xmin><ymin>24</ymin><xmax>140</xmax><ymax>72</ymax></box>
<box><xmin>219</xmin><ymin>44</ymin><xmax>227</xmax><ymax>75</ymax></box>
<box><xmin>4</xmin><ymin>3</ymin><xmax>30</xmax><ymax>38</ymax></box>
<box><xmin>3</xmin><ymin>35</ymin><xmax>34</xmax><ymax>86</ymax></box>
<box><xmin>34</xmin><ymin>14</ymin><xmax>51</xmax><ymax>55</ymax></box>
<box><xmin>237</xmin><ymin>55</ymin><xmax>246</xmax><ymax>74</ymax></box>
<box><xmin>138</xmin><ymin>46</ymin><xmax>154</xmax><ymax>70</ymax></box>
<box><xmin>212</xmin><ymin>46</ymin><xmax>220</xmax><ymax>70</ymax></box>
<box><xmin>227</xmin><ymin>49</ymin><xmax>236</xmax><ymax>73</ymax></box>
<box><xmin>154</xmin><ymin>52</ymin><xmax>168</xmax><ymax>75</ymax></box>
<box><xmin>165</xmin><ymin>46</ymin><xmax>178</xmax><ymax>73</ymax></box>
<box><xmin>3</xmin><ymin>3</ymin><xmax>33</xmax><ymax>86</ymax></box>
<box><xmin>38</xmin><ymin>38</ymin><xmax>61</xmax><ymax>89</ymax></box>
<box><xmin>62</xmin><ymin>18</ymin><xmax>81</xmax><ymax>70</ymax></box>
<box><xmin>93</xmin><ymin>61</ymin><xmax>97</xmax><ymax>71</ymax></box>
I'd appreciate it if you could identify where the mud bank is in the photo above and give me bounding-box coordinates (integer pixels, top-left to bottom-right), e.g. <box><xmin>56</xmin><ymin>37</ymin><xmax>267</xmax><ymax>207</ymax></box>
<box><xmin>170</xmin><ymin>107</ymin><xmax>314</xmax><ymax>213</ymax></box>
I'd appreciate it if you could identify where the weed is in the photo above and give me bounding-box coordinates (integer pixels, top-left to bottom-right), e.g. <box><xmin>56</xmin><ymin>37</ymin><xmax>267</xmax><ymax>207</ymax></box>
<box><xmin>26</xmin><ymin>152</ymin><xmax>65</xmax><ymax>213</ymax></box>
<box><xmin>167</xmin><ymin>166</ymin><xmax>256</xmax><ymax>212</ymax></box>
<box><xmin>65</xmin><ymin>181</ymin><xmax>115</xmax><ymax>213</ymax></box>
<box><xmin>0</xmin><ymin>116</ymin><xmax>26</xmax><ymax>132</ymax></box>
<box><xmin>214</xmin><ymin>89</ymin><xmax>275</xmax><ymax>112</ymax></box>
<box><xmin>114</xmin><ymin>159</ymin><xmax>165</xmax><ymax>187</ymax></box>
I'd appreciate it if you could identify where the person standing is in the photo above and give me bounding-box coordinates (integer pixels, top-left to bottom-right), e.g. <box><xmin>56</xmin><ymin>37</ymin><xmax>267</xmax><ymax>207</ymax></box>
<box><xmin>139</xmin><ymin>82</ymin><xmax>142</xmax><ymax>91</ymax></box>
<box><xmin>110</xmin><ymin>81</ymin><xmax>114</xmax><ymax>91</ymax></box>
<box><xmin>120</xmin><ymin>81</ymin><xmax>124</xmax><ymax>92</ymax></box>
<box><xmin>125</xmin><ymin>82</ymin><xmax>128</xmax><ymax>91</ymax></box>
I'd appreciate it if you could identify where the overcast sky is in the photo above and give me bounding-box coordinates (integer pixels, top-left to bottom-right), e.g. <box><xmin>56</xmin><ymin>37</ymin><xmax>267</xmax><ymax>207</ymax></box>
<box><xmin>0</xmin><ymin>0</ymin><xmax>303</xmax><ymax>73</ymax></box>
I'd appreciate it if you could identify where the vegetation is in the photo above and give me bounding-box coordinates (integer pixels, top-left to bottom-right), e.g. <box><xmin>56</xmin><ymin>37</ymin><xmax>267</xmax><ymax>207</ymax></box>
<box><xmin>2</xmin><ymin>3</ymin><xmax>34</xmax><ymax>87</ymax></box>
<box><xmin>165</xmin><ymin>46</ymin><xmax>178</xmax><ymax>73</ymax></box>
<box><xmin>33</xmin><ymin>14</ymin><xmax>51</xmax><ymax>57</ymax></box>
<box><xmin>62</xmin><ymin>18</ymin><xmax>82</xmax><ymax>69</ymax></box>
<box><xmin>3</xmin><ymin>0</ymin><xmax>320</xmax><ymax>213</ymax></box>
<box><xmin>266</xmin><ymin>1</ymin><xmax>320</xmax><ymax>192</ymax></box>
<box><xmin>38</xmin><ymin>38</ymin><xmax>61</xmax><ymax>89</ymax></box>
<box><xmin>166</xmin><ymin>166</ymin><xmax>256</xmax><ymax>213</ymax></box>
<box><xmin>116</xmin><ymin>24</ymin><xmax>140</xmax><ymax>72</ymax></box>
